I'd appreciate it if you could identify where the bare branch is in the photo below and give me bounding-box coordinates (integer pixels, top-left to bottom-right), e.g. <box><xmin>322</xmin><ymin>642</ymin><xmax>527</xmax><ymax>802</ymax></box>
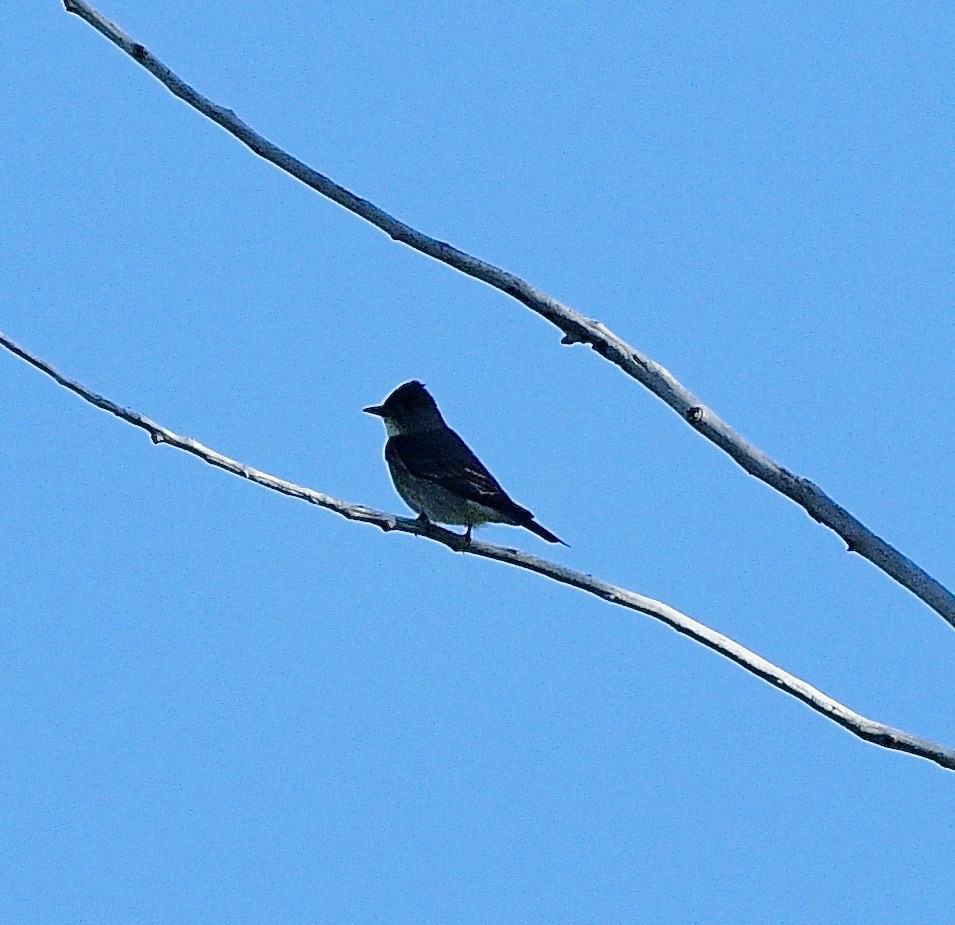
<box><xmin>61</xmin><ymin>0</ymin><xmax>954</xmax><ymax>631</ymax></box>
<box><xmin>3</xmin><ymin>330</ymin><xmax>952</xmax><ymax>771</ymax></box>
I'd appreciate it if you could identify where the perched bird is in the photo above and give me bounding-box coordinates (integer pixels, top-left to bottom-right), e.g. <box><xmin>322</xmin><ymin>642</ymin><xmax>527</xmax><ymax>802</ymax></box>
<box><xmin>364</xmin><ymin>381</ymin><xmax>567</xmax><ymax>546</ymax></box>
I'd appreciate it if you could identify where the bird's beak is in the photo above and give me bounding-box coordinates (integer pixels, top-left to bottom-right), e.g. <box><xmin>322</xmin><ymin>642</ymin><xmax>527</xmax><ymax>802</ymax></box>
<box><xmin>363</xmin><ymin>404</ymin><xmax>386</xmax><ymax>417</ymax></box>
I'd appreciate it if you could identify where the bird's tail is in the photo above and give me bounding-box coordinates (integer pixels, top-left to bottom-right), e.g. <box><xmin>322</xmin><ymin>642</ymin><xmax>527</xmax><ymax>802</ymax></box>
<box><xmin>526</xmin><ymin>518</ymin><xmax>569</xmax><ymax>547</ymax></box>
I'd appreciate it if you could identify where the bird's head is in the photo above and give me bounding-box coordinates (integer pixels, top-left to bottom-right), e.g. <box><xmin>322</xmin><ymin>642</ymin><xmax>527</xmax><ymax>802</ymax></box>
<box><xmin>364</xmin><ymin>380</ymin><xmax>444</xmax><ymax>434</ymax></box>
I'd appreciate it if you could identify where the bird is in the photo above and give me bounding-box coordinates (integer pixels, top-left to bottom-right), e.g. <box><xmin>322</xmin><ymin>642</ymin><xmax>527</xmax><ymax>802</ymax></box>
<box><xmin>364</xmin><ymin>381</ymin><xmax>567</xmax><ymax>546</ymax></box>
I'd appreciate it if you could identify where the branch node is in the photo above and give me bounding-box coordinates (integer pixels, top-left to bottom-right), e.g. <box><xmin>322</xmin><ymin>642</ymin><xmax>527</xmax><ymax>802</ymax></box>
<box><xmin>150</xmin><ymin>431</ymin><xmax>165</xmax><ymax>445</ymax></box>
<box><xmin>687</xmin><ymin>406</ymin><xmax>705</xmax><ymax>424</ymax></box>
<box><xmin>131</xmin><ymin>43</ymin><xmax>147</xmax><ymax>61</ymax></box>
<box><xmin>561</xmin><ymin>331</ymin><xmax>586</xmax><ymax>346</ymax></box>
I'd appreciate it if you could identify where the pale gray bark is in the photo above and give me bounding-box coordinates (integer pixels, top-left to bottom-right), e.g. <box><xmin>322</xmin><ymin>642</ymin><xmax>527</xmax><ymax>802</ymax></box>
<box><xmin>61</xmin><ymin>0</ymin><xmax>954</xmax><ymax>630</ymax></box>
<box><xmin>2</xmin><ymin>330</ymin><xmax>951</xmax><ymax>771</ymax></box>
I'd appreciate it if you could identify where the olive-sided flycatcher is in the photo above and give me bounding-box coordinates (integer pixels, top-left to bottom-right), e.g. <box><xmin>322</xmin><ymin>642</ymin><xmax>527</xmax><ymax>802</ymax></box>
<box><xmin>364</xmin><ymin>381</ymin><xmax>566</xmax><ymax>545</ymax></box>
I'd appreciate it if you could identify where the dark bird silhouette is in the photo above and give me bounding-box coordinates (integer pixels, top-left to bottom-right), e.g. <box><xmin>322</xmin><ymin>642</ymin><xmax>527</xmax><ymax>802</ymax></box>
<box><xmin>364</xmin><ymin>381</ymin><xmax>567</xmax><ymax>546</ymax></box>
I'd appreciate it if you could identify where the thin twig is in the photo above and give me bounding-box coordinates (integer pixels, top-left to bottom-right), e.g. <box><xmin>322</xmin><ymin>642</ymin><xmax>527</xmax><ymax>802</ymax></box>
<box><xmin>2</xmin><ymin>330</ymin><xmax>952</xmax><ymax>771</ymax></box>
<box><xmin>61</xmin><ymin>0</ymin><xmax>955</xmax><ymax>631</ymax></box>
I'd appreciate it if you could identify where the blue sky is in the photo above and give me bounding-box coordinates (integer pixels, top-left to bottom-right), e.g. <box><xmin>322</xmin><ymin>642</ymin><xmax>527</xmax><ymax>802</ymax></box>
<box><xmin>1</xmin><ymin>1</ymin><xmax>952</xmax><ymax>921</ymax></box>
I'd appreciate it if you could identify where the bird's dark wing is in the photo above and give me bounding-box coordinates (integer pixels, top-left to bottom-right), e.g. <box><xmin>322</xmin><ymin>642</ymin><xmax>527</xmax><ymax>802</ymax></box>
<box><xmin>386</xmin><ymin>431</ymin><xmax>532</xmax><ymax>520</ymax></box>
